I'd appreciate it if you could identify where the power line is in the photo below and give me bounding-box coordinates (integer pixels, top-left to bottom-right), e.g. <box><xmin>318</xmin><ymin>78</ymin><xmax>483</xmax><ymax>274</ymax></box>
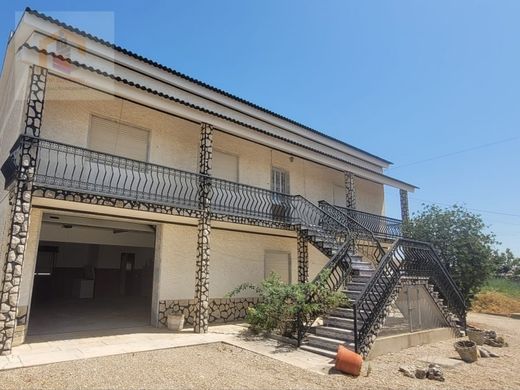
<box><xmin>388</xmin><ymin>136</ymin><xmax>519</xmax><ymax>170</ymax></box>
<box><xmin>409</xmin><ymin>196</ymin><xmax>520</xmax><ymax>218</ymax></box>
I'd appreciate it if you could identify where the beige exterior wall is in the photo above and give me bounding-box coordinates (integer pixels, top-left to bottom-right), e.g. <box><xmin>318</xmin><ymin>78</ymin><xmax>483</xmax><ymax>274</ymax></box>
<box><xmin>18</xmin><ymin>209</ymin><xmax>43</xmax><ymax>311</ymax></box>
<box><xmin>155</xmin><ymin>223</ymin><xmax>328</xmax><ymax>301</ymax></box>
<box><xmin>355</xmin><ymin>176</ymin><xmax>385</xmax><ymax>215</ymax></box>
<box><xmin>40</xmin><ymin>76</ymin><xmax>385</xmax><ymax>214</ymax></box>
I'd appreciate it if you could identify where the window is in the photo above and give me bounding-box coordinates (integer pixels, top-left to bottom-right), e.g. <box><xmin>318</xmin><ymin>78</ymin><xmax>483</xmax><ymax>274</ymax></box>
<box><xmin>89</xmin><ymin>115</ymin><xmax>149</xmax><ymax>161</ymax></box>
<box><xmin>271</xmin><ymin>167</ymin><xmax>290</xmax><ymax>194</ymax></box>
<box><xmin>264</xmin><ymin>251</ymin><xmax>291</xmax><ymax>283</ymax></box>
<box><xmin>213</xmin><ymin>150</ymin><xmax>239</xmax><ymax>182</ymax></box>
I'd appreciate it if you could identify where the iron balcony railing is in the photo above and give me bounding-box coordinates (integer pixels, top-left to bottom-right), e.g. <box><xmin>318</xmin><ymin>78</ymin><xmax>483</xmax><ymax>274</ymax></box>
<box><xmin>319</xmin><ymin>201</ymin><xmax>385</xmax><ymax>265</ymax></box>
<box><xmin>335</xmin><ymin>206</ymin><xmax>403</xmax><ymax>239</ymax></box>
<box><xmin>2</xmin><ymin>135</ymin><xmax>348</xmax><ymax>230</ymax></box>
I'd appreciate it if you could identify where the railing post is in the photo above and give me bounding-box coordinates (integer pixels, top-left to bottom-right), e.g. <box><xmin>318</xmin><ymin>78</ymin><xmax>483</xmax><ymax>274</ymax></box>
<box><xmin>353</xmin><ymin>303</ymin><xmax>358</xmax><ymax>353</ymax></box>
<box><xmin>194</xmin><ymin>123</ymin><xmax>213</xmax><ymax>333</ymax></box>
<box><xmin>0</xmin><ymin>66</ymin><xmax>47</xmax><ymax>354</ymax></box>
<box><xmin>297</xmin><ymin>232</ymin><xmax>309</xmax><ymax>283</ymax></box>
<box><xmin>344</xmin><ymin>171</ymin><xmax>356</xmax><ymax>210</ymax></box>
<box><xmin>399</xmin><ymin>189</ymin><xmax>409</xmax><ymax>222</ymax></box>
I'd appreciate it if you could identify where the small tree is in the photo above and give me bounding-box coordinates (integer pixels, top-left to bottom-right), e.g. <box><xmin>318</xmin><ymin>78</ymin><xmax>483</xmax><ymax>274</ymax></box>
<box><xmin>228</xmin><ymin>271</ymin><xmax>346</xmax><ymax>337</ymax></box>
<box><xmin>492</xmin><ymin>248</ymin><xmax>520</xmax><ymax>276</ymax></box>
<box><xmin>403</xmin><ymin>204</ymin><xmax>497</xmax><ymax>304</ymax></box>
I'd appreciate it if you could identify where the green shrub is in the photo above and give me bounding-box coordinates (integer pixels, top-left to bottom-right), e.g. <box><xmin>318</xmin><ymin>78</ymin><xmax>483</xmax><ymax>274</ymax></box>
<box><xmin>228</xmin><ymin>271</ymin><xmax>347</xmax><ymax>337</ymax></box>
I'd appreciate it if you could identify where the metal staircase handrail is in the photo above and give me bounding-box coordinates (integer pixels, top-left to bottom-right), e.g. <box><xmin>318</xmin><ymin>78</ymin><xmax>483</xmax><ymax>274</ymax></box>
<box><xmin>335</xmin><ymin>205</ymin><xmax>403</xmax><ymax>238</ymax></box>
<box><xmin>319</xmin><ymin>201</ymin><xmax>386</xmax><ymax>264</ymax></box>
<box><xmin>353</xmin><ymin>237</ymin><xmax>467</xmax><ymax>354</ymax></box>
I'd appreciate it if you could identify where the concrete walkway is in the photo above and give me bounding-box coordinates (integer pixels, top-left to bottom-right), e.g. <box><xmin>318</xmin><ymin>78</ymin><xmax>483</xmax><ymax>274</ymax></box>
<box><xmin>0</xmin><ymin>324</ymin><xmax>333</xmax><ymax>374</ymax></box>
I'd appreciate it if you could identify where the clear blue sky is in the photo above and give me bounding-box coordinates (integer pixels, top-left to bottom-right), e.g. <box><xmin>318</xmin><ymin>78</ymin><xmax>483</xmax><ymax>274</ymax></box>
<box><xmin>2</xmin><ymin>1</ymin><xmax>519</xmax><ymax>254</ymax></box>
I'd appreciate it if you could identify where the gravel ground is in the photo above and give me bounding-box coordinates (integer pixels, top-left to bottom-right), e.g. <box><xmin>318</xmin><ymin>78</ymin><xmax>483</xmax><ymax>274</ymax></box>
<box><xmin>0</xmin><ymin>312</ymin><xmax>518</xmax><ymax>390</ymax></box>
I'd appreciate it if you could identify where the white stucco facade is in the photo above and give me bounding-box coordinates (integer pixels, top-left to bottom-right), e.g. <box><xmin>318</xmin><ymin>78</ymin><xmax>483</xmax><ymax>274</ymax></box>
<box><xmin>0</xmin><ymin>9</ymin><xmax>417</xmax><ymax>348</ymax></box>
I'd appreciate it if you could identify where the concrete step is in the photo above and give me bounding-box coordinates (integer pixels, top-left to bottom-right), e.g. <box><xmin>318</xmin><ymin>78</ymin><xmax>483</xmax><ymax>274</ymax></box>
<box><xmin>344</xmin><ymin>289</ymin><xmax>383</xmax><ymax>299</ymax></box>
<box><xmin>329</xmin><ymin>307</ymin><xmax>361</xmax><ymax>318</ymax></box>
<box><xmin>350</xmin><ymin>275</ymin><xmax>373</xmax><ymax>283</ymax></box>
<box><xmin>351</xmin><ymin>266</ymin><xmax>374</xmax><ymax>273</ymax></box>
<box><xmin>306</xmin><ymin>334</ymin><xmax>356</xmax><ymax>353</ymax></box>
<box><xmin>306</xmin><ymin>334</ymin><xmax>345</xmax><ymax>351</ymax></box>
<box><xmin>345</xmin><ymin>282</ymin><xmax>366</xmax><ymax>291</ymax></box>
<box><xmin>316</xmin><ymin>325</ymin><xmax>355</xmax><ymax>339</ymax></box>
<box><xmin>300</xmin><ymin>344</ymin><xmax>337</xmax><ymax>359</ymax></box>
<box><xmin>323</xmin><ymin>315</ymin><xmax>357</xmax><ymax>330</ymax></box>
<box><xmin>352</xmin><ymin>270</ymin><xmax>375</xmax><ymax>277</ymax></box>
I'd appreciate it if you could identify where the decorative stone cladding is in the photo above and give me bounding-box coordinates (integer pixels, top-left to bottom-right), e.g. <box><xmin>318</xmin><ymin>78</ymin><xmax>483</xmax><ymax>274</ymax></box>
<box><xmin>344</xmin><ymin>171</ymin><xmax>356</xmax><ymax>210</ymax></box>
<box><xmin>194</xmin><ymin>123</ymin><xmax>213</xmax><ymax>333</ymax></box>
<box><xmin>399</xmin><ymin>189</ymin><xmax>409</xmax><ymax>222</ymax></box>
<box><xmin>297</xmin><ymin>232</ymin><xmax>309</xmax><ymax>283</ymax></box>
<box><xmin>158</xmin><ymin>298</ymin><xmax>259</xmax><ymax>327</ymax></box>
<box><xmin>32</xmin><ymin>187</ymin><xmax>200</xmax><ymax>218</ymax></box>
<box><xmin>358</xmin><ymin>282</ymin><xmax>403</xmax><ymax>358</ymax></box>
<box><xmin>0</xmin><ymin>66</ymin><xmax>47</xmax><ymax>355</ymax></box>
<box><xmin>212</xmin><ymin>213</ymin><xmax>292</xmax><ymax>231</ymax></box>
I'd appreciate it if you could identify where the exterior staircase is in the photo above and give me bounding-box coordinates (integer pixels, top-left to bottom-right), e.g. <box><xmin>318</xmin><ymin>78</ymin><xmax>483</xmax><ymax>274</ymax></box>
<box><xmin>294</xmin><ymin>201</ymin><xmax>467</xmax><ymax>359</ymax></box>
<box><xmin>301</xmin><ymin>254</ymin><xmax>375</xmax><ymax>358</ymax></box>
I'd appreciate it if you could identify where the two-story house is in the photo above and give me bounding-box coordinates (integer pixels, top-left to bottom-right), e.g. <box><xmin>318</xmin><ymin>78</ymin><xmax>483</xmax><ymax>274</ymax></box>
<box><xmin>0</xmin><ymin>8</ymin><xmax>465</xmax><ymax>357</ymax></box>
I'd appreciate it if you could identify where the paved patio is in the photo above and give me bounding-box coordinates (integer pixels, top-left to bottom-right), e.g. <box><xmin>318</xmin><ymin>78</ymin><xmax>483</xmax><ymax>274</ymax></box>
<box><xmin>0</xmin><ymin>323</ymin><xmax>333</xmax><ymax>374</ymax></box>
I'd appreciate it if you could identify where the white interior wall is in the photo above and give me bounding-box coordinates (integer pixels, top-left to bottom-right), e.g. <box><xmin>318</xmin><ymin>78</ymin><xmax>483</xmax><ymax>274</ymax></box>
<box><xmin>39</xmin><ymin>222</ymin><xmax>155</xmax><ymax>247</ymax></box>
<box><xmin>39</xmin><ymin>242</ymin><xmax>153</xmax><ymax>270</ymax></box>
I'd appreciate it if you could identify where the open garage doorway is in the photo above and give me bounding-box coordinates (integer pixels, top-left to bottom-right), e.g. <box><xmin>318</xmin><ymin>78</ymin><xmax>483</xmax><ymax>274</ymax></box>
<box><xmin>27</xmin><ymin>213</ymin><xmax>156</xmax><ymax>337</ymax></box>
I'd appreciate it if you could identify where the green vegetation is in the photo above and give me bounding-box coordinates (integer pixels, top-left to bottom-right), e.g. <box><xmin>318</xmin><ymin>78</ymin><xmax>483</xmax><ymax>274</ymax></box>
<box><xmin>481</xmin><ymin>278</ymin><xmax>520</xmax><ymax>299</ymax></box>
<box><xmin>228</xmin><ymin>271</ymin><xmax>346</xmax><ymax>336</ymax></box>
<box><xmin>403</xmin><ymin>204</ymin><xmax>498</xmax><ymax>304</ymax></box>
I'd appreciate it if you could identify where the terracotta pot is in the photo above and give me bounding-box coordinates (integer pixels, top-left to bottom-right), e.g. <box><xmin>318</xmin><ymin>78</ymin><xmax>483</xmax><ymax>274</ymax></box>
<box><xmin>335</xmin><ymin>345</ymin><xmax>363</xmax><ymax>376</ymax></box>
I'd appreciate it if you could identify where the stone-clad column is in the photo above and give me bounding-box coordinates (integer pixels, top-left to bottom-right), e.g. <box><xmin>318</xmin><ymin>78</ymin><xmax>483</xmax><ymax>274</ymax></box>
<box><xmin>400</xmin><ymin>189</ymin><xmax>409</xmax><ymax>222</ymax></box>
<box><xmin>194</xmin><ymin>123</ymin><xmax>213</xmax><ymax>333</ymax></box>
<box><xmin>0</xmin><ymin>66</ymin><xmax>47</xmax><ymax>354</ymax></box>
<box><xmin>297</xmin><ymin>232</ymin><xmax>309</xmax><ymax>283</ymax></box>
<box><xmin>345</xmin><ymin>171</ymin><xmax>356</xmax><ymax>209</ymax></box>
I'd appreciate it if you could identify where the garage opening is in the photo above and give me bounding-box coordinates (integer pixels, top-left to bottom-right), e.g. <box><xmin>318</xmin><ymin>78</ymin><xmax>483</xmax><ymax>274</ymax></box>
<box><xmin>28</xmin><ymin>213</ymin><xmax>156</xmax><ymax>337</ymax></box>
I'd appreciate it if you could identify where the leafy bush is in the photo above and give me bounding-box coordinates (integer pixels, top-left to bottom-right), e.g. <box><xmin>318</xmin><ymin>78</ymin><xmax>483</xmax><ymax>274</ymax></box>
<box><xmin>403</xmin><ymin>204</ymin><xmax>498</xmax><ymax>304</ymax></box>
<box><xmin>228</xmin><ymin>271</ymin><xmax>347</xmax><ymax>337</ymax></box>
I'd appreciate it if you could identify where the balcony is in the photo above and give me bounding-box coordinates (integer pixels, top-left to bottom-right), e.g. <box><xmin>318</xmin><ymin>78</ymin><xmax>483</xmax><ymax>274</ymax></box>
<box><xmin>334</xmin><ymin>206</ymin><xmax>402</xmax><ymax>239</ymax></box>
<box><xmin>2</xmin><ymin>136</ymin><xmax>333</xmax><ymax>230</ymax></box>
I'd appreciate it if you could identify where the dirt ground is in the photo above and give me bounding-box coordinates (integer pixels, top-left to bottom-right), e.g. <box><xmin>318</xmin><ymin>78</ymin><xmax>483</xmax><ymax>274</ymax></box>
<box><xmin>0</xmin><ymin>312</ymin><xmax>517</xmax><ymax>390</ymax></box>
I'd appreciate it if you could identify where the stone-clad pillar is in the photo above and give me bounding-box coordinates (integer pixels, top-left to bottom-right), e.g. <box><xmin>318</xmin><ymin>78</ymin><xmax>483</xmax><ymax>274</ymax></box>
<box><xmin>345</xmin><ymin>171</ymin><xmax>356</xmax><ymax>209</ymax></box>
<box><xmin>400</xmin><ymin>189</ymin><xmax>409</xmax><ymax>222</ymax></box>
<box><xmin>0</xmin><ymin>66</ymin><xmax>47</xmax><ymax>354</ymax></box>
<box><xmin>194</xmin><ymin>123</ymin><xmax>213</xmax><ymax>333</ymax></box>
<box><xmin>297</xmin><ymin>232</ymin><xmax>309</xmax><ymax>284</ymax></box>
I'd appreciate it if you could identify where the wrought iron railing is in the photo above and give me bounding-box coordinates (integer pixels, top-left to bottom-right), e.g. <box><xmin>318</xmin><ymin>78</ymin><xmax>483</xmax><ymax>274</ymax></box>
<box><xmin>336</xmin><ymin>206</ymin><xmax>402</xmax><ymax>239</ymax></box>
<box><xmin>3</xmin><ymin>136</ymin><xmax>358</xmax><ymax>237</ymax></box>
<box><xmin>319</xmin><ymin>201</ymin><xmax>385</xmax><ymax>265</ymax></box>
<box><xmin>352</xmin><ymin>238</ymin><xmax>466</xmax><ymax>354</ymax></box>
<box><xmin>296</xmin><ymin>237</ymin><xmax>353</xmax><ymax>346</ymax></box>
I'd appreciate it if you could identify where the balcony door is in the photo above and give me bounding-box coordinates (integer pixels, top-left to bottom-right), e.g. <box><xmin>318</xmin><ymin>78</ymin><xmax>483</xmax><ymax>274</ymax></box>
<box><xmin>271</xmin><ymin>167</ymin><xmax>289</xmax><ymax>194</ymax></box>
<box><xmin>271</xmin><ymin>167</ymin><xmax>290</xmax><ymax>221</ymax></box>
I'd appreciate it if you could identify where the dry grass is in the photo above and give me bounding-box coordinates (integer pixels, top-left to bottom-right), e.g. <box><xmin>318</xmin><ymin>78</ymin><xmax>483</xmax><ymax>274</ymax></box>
<box><xmin>472</xmin><ymin>290</ymin><xmax>520</xmax><ymax>315</ymax></box>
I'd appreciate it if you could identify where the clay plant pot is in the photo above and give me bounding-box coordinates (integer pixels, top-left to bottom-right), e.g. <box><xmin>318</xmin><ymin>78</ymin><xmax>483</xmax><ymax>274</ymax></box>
<box><xmin>467</xmin><ymin>329</ymin><xmax>486</xmax><ymax>346</ymax></box>
<box><xmin>335</xmin><ymin>345</ymin><xmax>363</xmax><ymax>376</ymax></box>
<box><xmin>454</xmin><ymin>340</ymin><xmax>478</xmax><ymax>363</ymax></box>
<box><xmin>167</xmin><ymin>314</ymin><xmax>185</xmax><ymax>331</ymax></box>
